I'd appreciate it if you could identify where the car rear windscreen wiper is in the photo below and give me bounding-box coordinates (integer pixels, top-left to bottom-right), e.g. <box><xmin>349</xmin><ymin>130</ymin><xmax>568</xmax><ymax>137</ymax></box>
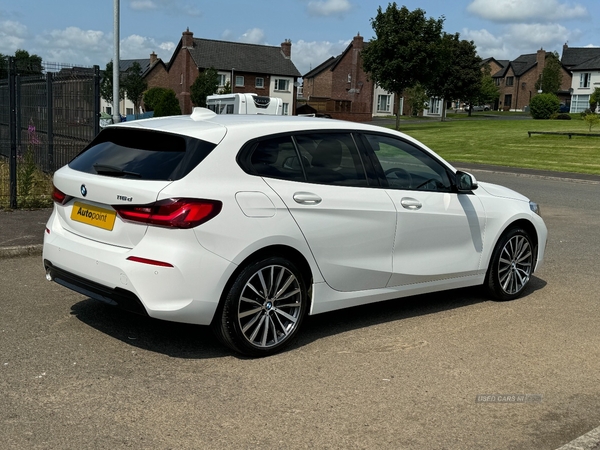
<box><xmin>93</xmin><ymin>164</ymin><xmax>141</xmax><ymax>178</ymax></box>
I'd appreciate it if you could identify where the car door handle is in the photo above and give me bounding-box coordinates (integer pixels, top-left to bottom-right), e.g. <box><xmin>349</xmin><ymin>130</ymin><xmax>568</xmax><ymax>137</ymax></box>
<box><xmin>400</xmin><ymin>197</ymin><xmax>422</xmax><ymax>210</ymax></box>
<box><xmin>293</xmin><ymin>192</ymin><xmax>322</xmax><ymax>205</ymax></box>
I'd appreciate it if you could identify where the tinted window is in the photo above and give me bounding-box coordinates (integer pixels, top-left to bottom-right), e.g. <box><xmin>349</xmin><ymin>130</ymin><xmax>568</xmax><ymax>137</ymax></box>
<box><xmin>69</xmin><ymin>128</ymin><xmax>216</xmax><ymax>181</ymax></box>
<box><xmin>250</xmin><ymin>136</ymin><xmax>305</xmax><ymax>181</ymax></box>
<box><xmin>365</xmin><ymin>134</ymin><xmax>452</xmax><ymax>192</ymax></box>
<box><xmin>295</xmin><ymin>133</ymin><xmax>368</xmax><ymax>187</ymax></box>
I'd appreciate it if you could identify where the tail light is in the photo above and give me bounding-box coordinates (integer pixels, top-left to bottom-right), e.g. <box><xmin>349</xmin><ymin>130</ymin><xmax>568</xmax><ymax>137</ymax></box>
<box><xmin>52</xmin><ymin>186</ymin><xmax>69</xmax><ymax>205</ymax></box>
<box><xmin>113</xmin><ymin>198</ymin><xmax>222</xmax><ymax>229</ymax></box>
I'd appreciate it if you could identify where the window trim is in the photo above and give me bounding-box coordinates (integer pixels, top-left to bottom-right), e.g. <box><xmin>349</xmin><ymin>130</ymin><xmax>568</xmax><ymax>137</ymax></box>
<box><xmin>235</xmin><ymin>75</ymin><xmax>244</xmax><ymax>87</ymax></box>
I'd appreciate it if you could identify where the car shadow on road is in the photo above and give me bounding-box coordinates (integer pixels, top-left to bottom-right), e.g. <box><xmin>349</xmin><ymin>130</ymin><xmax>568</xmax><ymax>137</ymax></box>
<box><xmin>69</xmin><ymin>276</ymin><xmax>547</xmax><ymax>359</ymax></box>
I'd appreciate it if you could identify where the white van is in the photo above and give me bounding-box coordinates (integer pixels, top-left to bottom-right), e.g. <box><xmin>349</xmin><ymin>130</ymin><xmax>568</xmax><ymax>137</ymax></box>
<box><xmin>206</xmin><ymin>93</ymin><xmax>283</xmax><ymax>115</ymax></box>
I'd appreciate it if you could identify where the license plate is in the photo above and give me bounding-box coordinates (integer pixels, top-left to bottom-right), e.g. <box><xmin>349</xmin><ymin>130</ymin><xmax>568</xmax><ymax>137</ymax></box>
<box><xmin>71</xmin><ymin>202</ymin><xmax>117</xmax><ymax>231</ymax></box>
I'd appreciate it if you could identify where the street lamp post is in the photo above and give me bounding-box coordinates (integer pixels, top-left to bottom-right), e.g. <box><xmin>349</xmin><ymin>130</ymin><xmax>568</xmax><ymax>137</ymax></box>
<box><xmin>112</xmin><ymin>0</ymin><xmax>120</xmax><ymax>123</ymax></box>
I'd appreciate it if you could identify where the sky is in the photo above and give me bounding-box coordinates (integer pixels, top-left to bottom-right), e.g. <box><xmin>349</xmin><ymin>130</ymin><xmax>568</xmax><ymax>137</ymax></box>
<box><xmin>1</xmin><ymin>0</ymin><xmax>599</xmax><ymax>76</ymax></box>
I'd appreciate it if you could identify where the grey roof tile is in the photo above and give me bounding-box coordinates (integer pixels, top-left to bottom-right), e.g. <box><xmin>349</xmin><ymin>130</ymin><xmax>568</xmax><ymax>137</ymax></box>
<box><xmin>188</xmin><ymin>38</ymin><xmax>301</xmax><ymax>77</ymax></box>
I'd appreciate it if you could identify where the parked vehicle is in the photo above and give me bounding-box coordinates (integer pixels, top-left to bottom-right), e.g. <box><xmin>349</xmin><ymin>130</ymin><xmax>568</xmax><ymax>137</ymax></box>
<box><xmin>463</xmin><ymin>104</ymin><xmax>490</xmax><ymax>112</ymax></box>
<box><xmin>43</xmin><ymin>108</ymin><xmax>547</xmax><ymax>356</ymax></box>
<box><xmin>206</xmin><ymin>93</ymin><xmax>283</xmax><ymax>115</ymax></box>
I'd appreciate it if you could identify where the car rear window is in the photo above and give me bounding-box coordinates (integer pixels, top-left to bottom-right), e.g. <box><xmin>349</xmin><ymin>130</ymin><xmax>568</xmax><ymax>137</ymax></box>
<box><xmin>69</xmin><ymin>128</ymin><xmax>217</xmax><ymax>181</ymax></box>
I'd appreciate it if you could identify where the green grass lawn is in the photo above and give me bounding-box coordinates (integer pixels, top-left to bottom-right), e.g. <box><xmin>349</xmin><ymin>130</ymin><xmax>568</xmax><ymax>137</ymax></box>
<box><xmin>392</xmin><ymin>117</ymin><xmax>600</xmax><ymax>175</ymax></box>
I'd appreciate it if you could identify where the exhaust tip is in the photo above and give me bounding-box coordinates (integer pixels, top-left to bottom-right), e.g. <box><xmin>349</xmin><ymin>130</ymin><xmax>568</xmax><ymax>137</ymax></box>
<box><xmin>45</xmin><ymin>270</ymin><xmax>52</xmax><ymax>282</ymax></box>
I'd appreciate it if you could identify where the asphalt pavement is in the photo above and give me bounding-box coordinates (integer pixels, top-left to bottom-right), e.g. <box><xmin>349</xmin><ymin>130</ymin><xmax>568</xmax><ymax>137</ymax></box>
<box><xmin>0</xmin><ymin>163</ymin><xmax>600</xmax><ymax>450</ymax></box>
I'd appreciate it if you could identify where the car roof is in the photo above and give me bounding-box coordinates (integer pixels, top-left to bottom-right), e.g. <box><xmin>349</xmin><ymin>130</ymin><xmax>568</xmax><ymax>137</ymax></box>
<box><xmin>108</xmin><ymin>108</ymin><xmax>392</xmax><ymax>143</ymax></box>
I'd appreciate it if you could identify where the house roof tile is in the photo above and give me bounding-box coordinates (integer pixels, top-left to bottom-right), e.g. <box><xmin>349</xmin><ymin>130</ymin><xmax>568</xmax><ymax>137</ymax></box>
<box><xmin>187</xmin><ymin>38</ymin><xmax>301</xmax><ymax>77</ymax></box>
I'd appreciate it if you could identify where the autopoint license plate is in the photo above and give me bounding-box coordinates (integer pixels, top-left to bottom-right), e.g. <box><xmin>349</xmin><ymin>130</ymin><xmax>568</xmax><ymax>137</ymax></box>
<box><xmin>71</xmin><ymin>202</ymin><xmax>116</xmax><ymax>231</ymax></box>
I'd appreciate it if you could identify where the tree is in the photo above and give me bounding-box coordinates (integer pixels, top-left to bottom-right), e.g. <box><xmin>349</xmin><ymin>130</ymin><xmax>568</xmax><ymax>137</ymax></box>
<box><xmin>14</xmin><ymin>49</ymin><xmax>43</xmax><ymax>76</ymax></box>
<box><xmin>589</xmin><ymin>87</ymin><xmax>600</xmax><ymax>112</ymax></box>
<box><xmin>425</xmin><ymin>33</ymin><xmax>482</xmax><ymax>121</ymax></box>
<box><xmin>475</xmin><ymin>65</ymin><xmax>500</xmax><ymax>109</ymax></box>
<box><xmin>100</xmin><ymin>60</ymin><xmax>124</xmax><ymax>106</ymax></box>
<box><xmin>404</xmin><ymin>83</ymin><xmax>429</xmax><ymax>116</ymax></box>
<box><xmin>153</xmin><ymin>89</ymin><xmax>182</xmax><ymax>117</ymax></box>
<box><xmin>0</xmin><ymin>50</ymin><xmax>43</xmax><ymax>79</ymax></box>
<box><xmin>535</xmin><ymin>51</ymin><xmax>563</xmax><ymax>95</ymax></box>
<box><xmin>122</xmin><ymin>62</ymin><xmax>148</xmax><ymax>118</ymax></box>
<box><xmin>190</xmin><ymin>67</ymin><xmax>219</xmax><ymax>107</ymax></box>
<box><xmin>362</xmin><ymin>3</ymin><xmax>444</xmax><ymax>130</ymax></box>
<box><xmin>143</xmin><ymin>87</ymin><xmax>170</xmax><ymax>111</ymax></box>
<box><xmin>218</xmin><ymin>80</ymin><xmax>232</xmax><ymax>95</ymax></box>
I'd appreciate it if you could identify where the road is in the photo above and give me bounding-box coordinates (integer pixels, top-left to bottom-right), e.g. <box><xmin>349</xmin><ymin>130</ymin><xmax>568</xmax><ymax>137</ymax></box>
<box><xmin>1</xmin><ymin>169</ymin><xmax>599</xmax><ymax>449</ymax></box>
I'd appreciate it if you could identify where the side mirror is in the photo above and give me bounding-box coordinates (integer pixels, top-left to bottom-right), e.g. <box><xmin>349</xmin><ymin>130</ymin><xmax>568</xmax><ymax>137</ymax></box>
<box><xmin>456</xmin><ymin>171</ymin><xmax>478</xmax><ymax>193</ymax></box>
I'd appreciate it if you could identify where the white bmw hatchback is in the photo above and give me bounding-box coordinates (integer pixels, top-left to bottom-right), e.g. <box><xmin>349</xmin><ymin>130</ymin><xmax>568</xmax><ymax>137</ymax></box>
<box><xmin>43</xmin><ymin>109</ymin><xmax>547</xmax><ymax>356</ymax></box>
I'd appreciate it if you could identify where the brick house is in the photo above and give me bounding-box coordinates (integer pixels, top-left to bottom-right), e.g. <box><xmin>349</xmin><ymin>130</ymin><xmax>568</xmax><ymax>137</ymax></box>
<box><xmin>147</xmin><ymin>29</ymin><xmax>301</xmax><ymax>115</ymax></box>
<box><xmin>561</xmin><ymin>44</ymin><xmax>600</xmax><ymax>112</ymax></box>
<box><xmin>302</xmin><ymin>34</ymin><xmax>404</xmax><ymax>122</ymax></box>
<box><xmin>491</xmin><ymin>49</ymin><xmax>571</xmax><ymax>111</ymax></box>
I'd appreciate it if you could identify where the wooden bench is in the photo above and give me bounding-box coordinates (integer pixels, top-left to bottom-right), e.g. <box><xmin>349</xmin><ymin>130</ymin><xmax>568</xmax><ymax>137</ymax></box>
<box><xmin>528</xmin><ymin>131</ymin><xmax>600</xmax><ymax>139</ymax></box>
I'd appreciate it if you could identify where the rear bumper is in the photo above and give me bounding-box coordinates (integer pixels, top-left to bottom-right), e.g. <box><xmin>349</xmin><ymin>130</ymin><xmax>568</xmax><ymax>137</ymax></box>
<box><xmin>44</xmin><ymin>260</ymin><xmax>149</xmax><ymax>316</ymax></box>
<box><xmin>42</xmin><ymin>209</ymin><xmax>237</xmax><ymax>325</ymax></box>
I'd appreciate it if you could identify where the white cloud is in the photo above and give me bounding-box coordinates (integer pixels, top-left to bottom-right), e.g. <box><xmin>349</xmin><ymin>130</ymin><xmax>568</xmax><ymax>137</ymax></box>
<box><xmin>293</xmin><ymin>39</ymin><xmax>350</xmax><ymax>76</ymax></box>
<box><xmin>307</xmin><ymin>0</ymin><xmax>352</xmax><ymax>17</ymax></box>
<box><xmin>0</xmin><ymin>20</ymin><xmax>28</xmax><ymax>54</ymax></box>
<box><xmin>128</xmin><ymin>0</ymin><xmax>202</xmax><ymax>17</ymax></box>
<box><xmin>239</xmin><ymin>28</ymin><xmax>266</xmax><ymax>44</ymax></box>
<box><xmin>130</xmin><ymin>0</ymin><xmax>157</xmax><ymax>10</ymax></box>
<box><xmin>121</xmin><ymin>34</ymin><xmax>175</xmax><ymax>60</ymax></box>
<box><xmin>467</xmin><ymin>0</ymin><xmax>588</xmax><ymax>22</ymax></box>
<box><xmin>34</xmin><ymin>27</ymin><xmax>109</xmax><ymax>64</ymax></box>
<box><xmin>463</xmin><ymin>23</ymin><xmax>578</xmax><ymax>60</ymax></box>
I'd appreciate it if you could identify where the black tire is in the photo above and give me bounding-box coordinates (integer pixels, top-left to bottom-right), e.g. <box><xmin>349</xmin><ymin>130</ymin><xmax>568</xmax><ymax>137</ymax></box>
<box><xmin>212</xmin><ymin>256</ymin><xmax>308</xmax><ymax>357</ymax></box>
<box><xmin>485</xmin><ymin>227</ymin><xmax>535</xmax><ymax>301</ymax></box>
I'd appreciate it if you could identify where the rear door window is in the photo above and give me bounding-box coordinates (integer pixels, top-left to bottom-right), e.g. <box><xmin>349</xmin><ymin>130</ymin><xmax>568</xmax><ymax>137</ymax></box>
<box><xmin>69</xmin><ymin>128</ymin><xmax>217</xmax><ymax>181</ymax></box>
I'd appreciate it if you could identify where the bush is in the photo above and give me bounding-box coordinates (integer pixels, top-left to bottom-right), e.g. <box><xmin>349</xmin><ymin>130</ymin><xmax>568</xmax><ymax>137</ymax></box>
<box><xmin>143</xmin><ymin>87</ymin><xmax>170</xmax><ymax>111</ymax></box>
<box><xmin>530</xmin><ymin>93</ymin><xmax>560</xmax><ymax>119</ymax></box>
<box><xmin>582</xmin><ymin>112</ymin><xmax>600</xmax><ymax>132</ymax></box>
<box><xmin>555</xmin><ymin>113</ymin><xmax>572</xmax><ymax>120</ymax></box>
<box><xmin>153</xmin><ymin>89</ymin><xmax>182</xmax><ymax>117</ymax></box>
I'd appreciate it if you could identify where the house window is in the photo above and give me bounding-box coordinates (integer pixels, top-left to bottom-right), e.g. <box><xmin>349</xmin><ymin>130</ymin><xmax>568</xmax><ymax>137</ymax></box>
<box><xmin>506</xmin><ymin>76</ymin><xmax>514</xmax><ymax>86</ymax></box>
<box><xmin>274</xmin><ymin>79</ymin><xmax>290</xmax><ymax>91</ymax></box>
<box><xmin>494</xmin><ymin>78</ymin><xmax>501</xmax><ymax>86</ymax></box>
<box><xmin>504</xmin><ymin>94</ymin><xmax>512</xmax><ymax>109</ymax></box>
<box><xmin>256</xmin><ymin>77</ymin><xmax>264</xmax><ymax>88</ymax></box>
<box><xmin>126</xmin><ymin>108</ymin><xmax>133</xmax><ymax>116</ymax></box>
<box><xmin>377</xmin><ymin>95</ymin><xmax>391</xmax><ymax>113</ymax></box>
<box><xmin>571</xmin><ymin>94</ymin><xmax>590</xmax><ymax>113</ymax></box>
<box><xmin>580</xmin><ymin>72</ymin><xmax>592</xmax><ymax>88</ymax></box>
<box><xmin>235</xmin><ymin>76</ymin><xmax>244</xmax><ymax>87</ymax></box>
<box><xmin>282</xmin><ymin>103</ymin><xmax>289</xmax><ymax>115</ymax></box>
<box><xmin>106</xmin><ymin>106</ymin><xmax>112</xmax><ymax>115</ymax></box>
<box><xmin>429</xmin><ymin>97</ymin><xmax>441</xmax><ymax>115</ymax></box>
<box><xmin>217</xmin><ymin>74</ymin><xmax>227</xmax><ymax>87</ymax></box>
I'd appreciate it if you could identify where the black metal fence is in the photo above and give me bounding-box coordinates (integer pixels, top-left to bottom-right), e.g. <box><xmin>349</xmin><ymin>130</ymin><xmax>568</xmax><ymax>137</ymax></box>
<box><xmin>0</xmin><ymin>58</ymin><xmax>100</xmax><ymax>208</ymax></box>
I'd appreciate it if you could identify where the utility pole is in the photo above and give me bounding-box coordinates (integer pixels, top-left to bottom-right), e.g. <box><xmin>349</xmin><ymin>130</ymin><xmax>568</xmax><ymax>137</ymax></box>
<box><xmin>112</xmin><ymin>0</ymin><xmax>120</xmax><ymax>123</ymax></box>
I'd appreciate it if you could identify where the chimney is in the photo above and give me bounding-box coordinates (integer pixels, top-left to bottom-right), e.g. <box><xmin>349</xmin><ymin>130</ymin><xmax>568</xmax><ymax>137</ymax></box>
<box><xmin>562</xmin><ymin>42</ymin><xmax>569</xmax><ymax>59</ymax></box>
<box><xmin>150</xmin><ymin>51</ymin><xmax>157</xmax><ymax>65</ymax></box>
<box><xmin>536</xmin><ymin>48</ymin><xmax>546</xmax><ymax>73</ymax></box>
<box><xmin>281</xmin><ymin>39</ymin><xmax>291</xmax><ymax>59</ymax></box>
<box><xmin>182</xmin><ymin>28</ymin><xmax>193</xmax><ymax>48</ymax></box>
<box><xmin>352</xmin><ymin>33</ymin><xmax>364</xmax><ymax>50</ymax></box>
